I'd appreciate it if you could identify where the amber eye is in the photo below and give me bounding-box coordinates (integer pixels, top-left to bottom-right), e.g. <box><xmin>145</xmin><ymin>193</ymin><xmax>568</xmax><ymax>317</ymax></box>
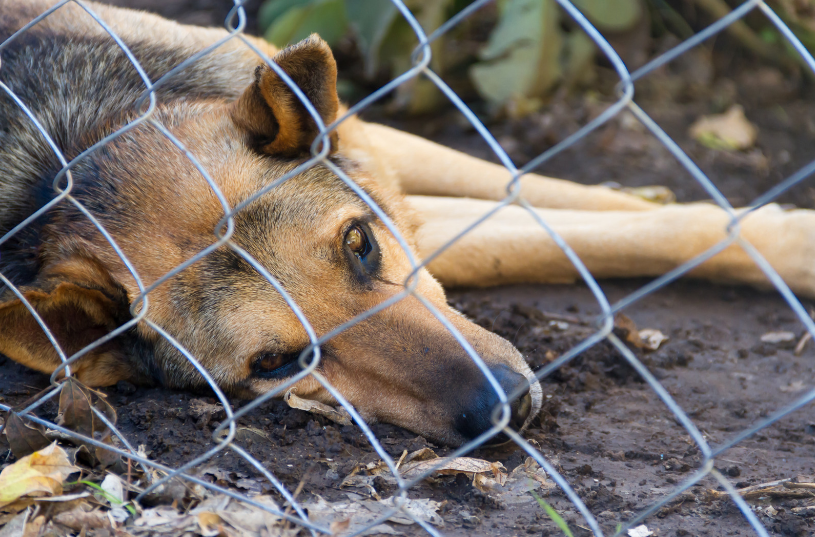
<box><xmin>252</xmin><ymin>352</ymin><xmax>298</xmax><ymax>378</ymax></box>
<box><xmin>345</xmin><ymin>226</ymin><xmax>369</xmax><ymax>257</ymax></box>
<box><xmin>343</xmin><ymin>222</ymin><xmax>379</xmax><ymax>275</ymax></box>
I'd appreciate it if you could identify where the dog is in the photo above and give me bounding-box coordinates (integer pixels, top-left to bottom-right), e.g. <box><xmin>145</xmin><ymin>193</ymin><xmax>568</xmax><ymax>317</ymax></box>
<box><xmin>1</xmin><ymin>0</ymin><xmax>814</xmax><ymax>446</ymax></box>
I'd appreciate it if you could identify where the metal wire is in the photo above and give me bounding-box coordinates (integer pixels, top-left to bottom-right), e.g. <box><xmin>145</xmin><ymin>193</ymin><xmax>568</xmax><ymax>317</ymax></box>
<box><xmin>0</xmin><ymin>0</ymin><xmax>813</xmax><ymax>535</ymax></box>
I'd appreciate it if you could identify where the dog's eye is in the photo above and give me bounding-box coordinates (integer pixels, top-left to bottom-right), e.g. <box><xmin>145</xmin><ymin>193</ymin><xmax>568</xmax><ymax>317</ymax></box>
<box><xmin>344</xmin><ymin>222</ymin><xmax>380</xmax><ymax>275</ymax></box>
<box><xmin>252</xmin><ymin>351</ymin><xmax>299</xmax><ymax>379</ymax></box>
<box><xmin>345</xmin><ymin>225</ymin><xmax>370</xmax><ymax>258</ymax></box>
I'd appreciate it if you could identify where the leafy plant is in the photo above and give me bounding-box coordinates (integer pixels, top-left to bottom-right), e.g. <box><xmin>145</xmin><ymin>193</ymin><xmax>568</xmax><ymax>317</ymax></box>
<box><xmin>258</xmin><ymin>0</ymin><xmax>645</xmax><ymax>113</ymax></box>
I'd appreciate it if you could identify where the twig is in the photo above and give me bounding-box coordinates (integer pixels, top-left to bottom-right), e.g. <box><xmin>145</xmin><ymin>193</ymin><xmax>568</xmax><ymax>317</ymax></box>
<box><xmin>395</xmin><ymin>450</ymin><xmax>408</xmax><ymax>471</ymax></box>
<box><xmin>282</xmin><ymin>463</ymin><xmax>316</xmax><ymax>531</ymax></box>
<box><xmin>693</xmin><ymin>0</ymin><xmax>789</xmax><ymax>65</ymax></box>
<box><xmin>705</xmin><ymin>478</ymin><xmax>815</xmax><ymax>501</ymax></box>
<box><xmin>795</xmin><ymin>332</ymin><xmax>812</xmax><ymax>356</ymax></box>
<box><xmin>783</xmin><ymin>481</ymin><xmax>815</xmax><ymax>490</ymax></box>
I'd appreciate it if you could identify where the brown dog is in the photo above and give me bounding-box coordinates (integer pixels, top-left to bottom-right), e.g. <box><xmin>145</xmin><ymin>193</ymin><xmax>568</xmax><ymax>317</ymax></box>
<box><xmin>1</xmin><ymin>0</ymin><xmax>814</xmax><ymax>446</ymax></box>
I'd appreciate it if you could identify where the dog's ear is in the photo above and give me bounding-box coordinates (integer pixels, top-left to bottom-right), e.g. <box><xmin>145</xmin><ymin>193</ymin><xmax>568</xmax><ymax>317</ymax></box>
<box><xmin>233</xmin><ymin>35</ymin><xmax>340</xmax><ymax>156</ymax></box>
<box><xmin>0</xmin><ymin>257</ymin><xmax>138</xmax><ymax>386</ymax></box>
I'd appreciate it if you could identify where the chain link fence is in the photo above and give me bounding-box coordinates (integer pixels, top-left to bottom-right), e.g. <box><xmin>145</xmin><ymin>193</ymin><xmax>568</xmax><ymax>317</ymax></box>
<box><xmin>1</xmin><ymin>0</ymin><xmax>814</xmax><ymax>535</ymax></box>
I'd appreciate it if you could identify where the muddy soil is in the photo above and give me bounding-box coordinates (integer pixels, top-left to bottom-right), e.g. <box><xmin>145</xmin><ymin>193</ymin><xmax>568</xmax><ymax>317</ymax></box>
<box><xmin>2</xmin><ymin>1</ymin><xmax>815</xmax><ymax>536</ymax></box>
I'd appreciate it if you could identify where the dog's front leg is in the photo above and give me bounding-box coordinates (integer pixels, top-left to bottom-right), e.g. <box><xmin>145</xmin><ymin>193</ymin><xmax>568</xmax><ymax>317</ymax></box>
<box><xmin>409</xmin><ymin>196</ymin><xmax>815</xmax><ymax>298</ymax></box>
<box><xmin>354</xmin><ymin>122</ymin><xmax>657</xmax><ymax>211</ymax></box>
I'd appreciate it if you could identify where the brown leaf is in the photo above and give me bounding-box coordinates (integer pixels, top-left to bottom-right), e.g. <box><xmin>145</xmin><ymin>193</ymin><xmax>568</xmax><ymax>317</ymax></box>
<box><xmin>56</xmin><ymin>379</ymin><xmax>119</xmax><ymax>468</ymax></box>
<box><xmin>613</xmin><ymin>313</ymin><xmax>643</xmax><ymax>347</ymax></box>
<box><xmin>53</xmin><ymin>508</ymin><xmax>111</xmax><ymax>531</ymax></box>
<box><xmin>284</xmin><ymin>390</ymin><xmax>353</xmax><ymax>426</ymax></box>
<box><xmin>3</xmin><ymin>413</ymin><xmax>50</xmax><ymax>459</ymax></box>
<box><xmin>400</xmin><ymin>457</ymin><xmax>507</xmax><ymax>482</ymax></box>
<box><xmin>58</xmin><ymin>378</ymin><xmax>95</xmax><ymax>438</ymax></box>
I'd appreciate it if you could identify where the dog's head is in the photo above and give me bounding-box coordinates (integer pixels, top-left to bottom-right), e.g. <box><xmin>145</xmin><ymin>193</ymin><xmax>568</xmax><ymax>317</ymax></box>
<box><xmin>0</xmin><ymin>37</ymin><xmax>541</xmax><ymax>446</ymax></box>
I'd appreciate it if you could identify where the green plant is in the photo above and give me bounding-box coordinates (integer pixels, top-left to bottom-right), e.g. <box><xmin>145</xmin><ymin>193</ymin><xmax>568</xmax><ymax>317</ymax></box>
<box><xmin>531</xmin><ymin>490</ymin><xmax>575</xmax><ymax>537</ymax></box>
<box><xmin>69</xmin><ymin>480</ymin><xmax>137</xmax><ymax>516</ymax></box>
<box><xmin>258</xmin><ymin>0</ymin><xmax>643</xmax><ymax>113</ymax></box>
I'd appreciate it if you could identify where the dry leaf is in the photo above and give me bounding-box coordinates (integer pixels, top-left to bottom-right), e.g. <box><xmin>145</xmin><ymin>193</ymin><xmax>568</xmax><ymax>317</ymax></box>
<box><xmin>342</xmin><ymin>449</ymin><xmax>507</xmax><ymax>496</ymax></box>
<box><xmin>628</xmin><ymin>525</ymin><xmax>654</xmax><ymax>537</ymax></box>
<box><xmin>638</xmin><ymin>329</ymin><xmax>669</xmax><ymax>351</ymax></box>
<box><xmin>621</xmin><ymin>185</ymin><xmax>676</xmax><ymax>204</ymax></box>
<box><xmin>0</xmin><ymin>507</ymin><xmax>30</xmax><ymax>537</ymax></box>
<box><xmin>613</xmin><ymin>313</ymin><xmax>643</xmax><ymax>347</ymax></box>
<box><xmin>304</xmin><ymin>495</ymin><xmax>443</xmax><ymax>536</ymax></box>
<box><xmin>284</xmin><ymin>390</ymin><xmax>352</xmax><ymax>426</ymax></box>
<box><xmin>780</xmin><ymin>380</ymin><xmax>807</xmax><ymax>393</ymax></box>
<box><xmin>100</xmin><ymin>474</ymin><xmax>124</xmax><ymax>505</ymax></box>
<box><xmin>689</xmin><ymin>105</ymin><xmax>758</xmax><ymax>151</ymax></box>
<box><xmin>760</xmin><ymin>331</ymin><xmax>796</xmax><ymax>344</ymax></box>
<box><xmin>3</xmin><ymin>413</ymin><xmax>50</xmax><ymax>459</ymax></box>
<box><xmin>399</xmin><ymin>457</ymin><xmax>507</xmax><ymax>483</ymax></box>
<box><xmin>614</xmin><ymin>314</ymin><xmax>667</xmax><ymax>351</ymax></box>
<box><xmin>56</xmin><ymin>378</ymin><xmax>119</xmax><ymax>468</ymax></box>
<box><xmin>197</xmin><ymin>512</ymin><xmax>222</xmax><ymax>537</ymax></box>
<box><xmin>53</xmin><ymin>508</ymin><xmax>111</xmax><ymax>531</ymax></box>
<box><xmin>210</xmin><ymin>496</ymin><xmax>281</xmax><ymax>534</ymax></box>
<box><xmin>474</xmin><ymin>457</ymin><xmax>554</xmax><ymax>504</ymax></box>
<box><xmin>0</xmin><ymin>443</ymin><xmax>79</xmax><ymax>509</ymax></box>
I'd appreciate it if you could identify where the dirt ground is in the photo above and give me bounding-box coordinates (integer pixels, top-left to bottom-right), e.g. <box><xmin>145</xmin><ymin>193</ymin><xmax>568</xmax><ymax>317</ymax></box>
<box><xmin>2</xmin><ymin>1</ymin><xmax>815</xmax><ymax>536</ymax></box>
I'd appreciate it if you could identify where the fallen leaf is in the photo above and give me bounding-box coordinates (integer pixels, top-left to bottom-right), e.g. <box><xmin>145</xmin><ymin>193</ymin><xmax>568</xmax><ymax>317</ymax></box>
<box><xmin>638</xmin><ymin>329</ymin><xmax>669</xmax><ymax>351</ymax></box>
<box><xmin>134</xmin><ymin>507</ymin><xmax>194</xmax><ymax>530</ymax></box>
<box><xmin>614</xmin><ymin>314</ymin><xmax>643</xmax><ymax>347</ymax></box>
<box><xmin>621</xmin><ymin>186</ymin><xmax>676</xmax><ymax>204</ymax></box>
<box><xmin>689</xmin><ymin>105</ymin><xmax>758</xmax><ymax>151</ymax></box>
<box><xmin>56</xmin><ymin>378</ymin><xmax>120</xmax><ymax>468</ymax></box>
<box><xmin>197</xmin><ymin>512</ymin><xmax>222</xmax><ymax>537</ymax></box>
<box><xmin>399</xmin><ymin>457</ymin><xmax>507</xmax><ymax>483</ymax></box>
<box><xmin>3</xmin><ymin>413</ymin><xmax>50</xmax><ymax>459</ymax></box>
<box><xmin>0</xmin><ymin>443</ymin><xmax>79</xmax><ymax>509</ymax></box>
<box><xmin>284</xmin><ymin>389</ymin><xmax>353</xmax><ymax>426</ymax></box>
<box><xmin>628</xmin><ymin>525</ymin><xmax>654</xmax><ymax>537</ymax></box>
<box><xmin>209</xmin><ymin>496</ymin><xmax>281</xmax><ymax>534</ymax></box>
<box><xmin>760</xmin><ymin>331</ymin><xmax>796</xmax><ymax>344</ymax></box>
<box><xmin>474</xmin><ymin>457</ymin><xmax>554</xmax><ymax>504</ymax></box>
<box><xmin>304</xmin><ymin>495</ymin><xmax>443</xmax><ymax>536</ymax></box>
<box><xmin>53</xmin><ymin>508</ymin><xmax>111</xmax><ymax>531</ymax></box>
<box><xmin>614</xmin><ymin>314</ymin><xmax>667</xmax><ymax>351</ymax></box>
<box><xmin>100</xmin><ymin>474</ymin><xmax>124</xmax><ymax>505</ymax></box>
<box><xmin>780</xmin><ymin>380</ymin><xmax>807</xmax><ymax>393</ymax></box>
<box><xmin>342</xmin><ymin>449</ymin><xmax>508</xmax><ymax>496</ymax></box>
<box><xmin>0</xmin><ymin>507</ymin><xmax>30</xmax><ymax>537</ymax></box>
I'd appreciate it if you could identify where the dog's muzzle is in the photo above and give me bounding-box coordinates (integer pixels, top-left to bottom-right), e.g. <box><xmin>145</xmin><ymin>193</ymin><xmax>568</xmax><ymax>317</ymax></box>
<box><xmin>454</xmin><ymin>364</ymin><xmax>541</xmax><ymax>443</ymax></box>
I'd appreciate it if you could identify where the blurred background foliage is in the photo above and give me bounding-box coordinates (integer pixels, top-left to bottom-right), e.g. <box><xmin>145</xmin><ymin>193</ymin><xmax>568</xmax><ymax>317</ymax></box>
<box><xmin>258</xmin><ymin>0</ymin><xmax>815</xmax><ymax>116</ymax></box>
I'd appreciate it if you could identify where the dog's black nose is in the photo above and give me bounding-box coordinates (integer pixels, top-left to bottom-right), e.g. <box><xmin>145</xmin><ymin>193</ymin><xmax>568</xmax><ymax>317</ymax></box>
<box><xmin>454</xmin><ymin>364</ymin><xmax>532</xmax><ymax>441</ymax></box>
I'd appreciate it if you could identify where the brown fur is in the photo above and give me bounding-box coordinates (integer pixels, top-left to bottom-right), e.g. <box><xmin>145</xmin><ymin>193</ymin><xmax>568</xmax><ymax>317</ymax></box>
<box><xmin>3</xmin><ymin>0</ymin><xmax>815</xmax><ymax>446</ymax></box>
<box><xmin>0</xmin><ymin>0</ymin><xmax>543</xmax><ymax>445</ymax></box>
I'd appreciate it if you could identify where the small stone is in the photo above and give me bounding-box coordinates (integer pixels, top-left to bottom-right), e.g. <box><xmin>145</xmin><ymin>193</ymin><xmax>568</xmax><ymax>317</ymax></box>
<box><xmin>726</xmin><ymin>465</ymin><xmax>741</xmax><ymax>477</ymax></box>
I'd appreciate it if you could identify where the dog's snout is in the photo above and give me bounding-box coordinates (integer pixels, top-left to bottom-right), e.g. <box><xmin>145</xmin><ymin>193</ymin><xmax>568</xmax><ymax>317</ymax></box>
<box><xmin>454</xmin><ymin>364</ymin><xmax>532</xmax><ymax>441</ymax></box>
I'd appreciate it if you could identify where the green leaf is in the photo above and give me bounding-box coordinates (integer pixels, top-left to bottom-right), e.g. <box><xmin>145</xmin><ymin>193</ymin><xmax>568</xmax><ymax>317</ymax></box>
<box><xmin>562</xmin><ymin>30</ymin><xmax>596</xmax><ymax>88</ymax></box>
<box><xmin>469</xmin><ymin>0</ymin><xmax>562</xmax><ymax>107</ymax></box>
<box><xmin>264</xmin><ymin>0</ymin><xmax>349</xmax><ymax>48</ymax></box>
<box><xmin>258</xmin><ymin>0</ymin><xmax>315</xmax><ymax>32</ymax></box>
<box><xmin>346</xmin><ymin>0</ymin><xmax>399</xmax><ymax>77</ymax></box>
<box><xmin>570</xmin><ymin>0</ymin><xmax>642</xmax><ymax>32</ymax></box>
<box><xmin>531</xmin><ymin>491</ymin><xmax>574</xmax><ymax>537</ymax></box>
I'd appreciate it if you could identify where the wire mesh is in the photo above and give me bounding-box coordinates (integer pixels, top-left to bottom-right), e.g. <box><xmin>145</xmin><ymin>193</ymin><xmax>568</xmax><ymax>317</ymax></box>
<box><xmin>0</xmin><ymin>0</ymin><xmax>813</xmax><ymax>535</ymax></box>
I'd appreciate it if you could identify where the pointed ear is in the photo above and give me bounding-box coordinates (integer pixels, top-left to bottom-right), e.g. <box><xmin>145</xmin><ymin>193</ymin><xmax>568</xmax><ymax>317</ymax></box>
<box><xmin>232</xmin><ymin>35</ymin><xmax>340</xmax><ymax>156</ymax></box>
<box><xmin>0</xmin><ymin>257</ymin><xmax>138</xmax><ymax>387</ymax></box>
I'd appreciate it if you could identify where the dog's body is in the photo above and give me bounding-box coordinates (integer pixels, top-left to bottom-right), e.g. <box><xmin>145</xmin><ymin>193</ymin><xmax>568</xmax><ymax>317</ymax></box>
<box><xmin>1</xmin><ymin>0</ymin><xmax>814</xmax><ymax>445</ymax></box>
